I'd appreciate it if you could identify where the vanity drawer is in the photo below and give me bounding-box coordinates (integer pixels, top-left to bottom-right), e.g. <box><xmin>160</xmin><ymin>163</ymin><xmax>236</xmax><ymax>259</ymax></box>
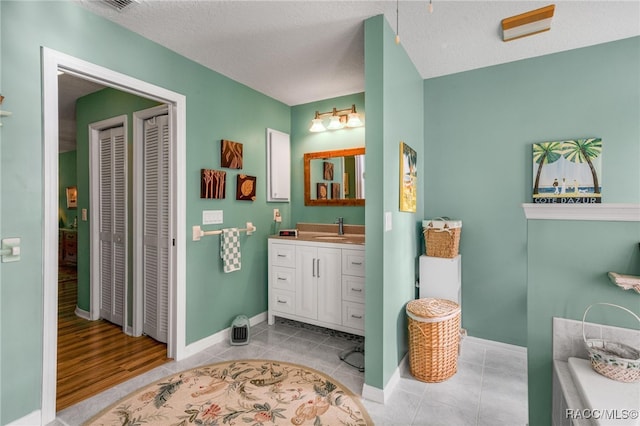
<box><xmin>343</xmin><ymin>301</ymin><xmax>365</xmax><ymax>331</ymax></box>
<box><xmin>271</xmin><ymin>243</ymin><xmax>295</xmax><ymax>268</ymax></box>
<box><xmin>271</xmin><ymin>289</ymin><xmax>295</xmax><ymax>315</ymax></box>
<box><xmin>342</xmin><ymin>275</ymin><xmax>365</xmax><ymax>303</ymax></box>
<box><xmin>272</xmin><ymin>266</ymin><xmax>295</xmax><ymax>292</ymax></box>
<box><xmin>342</xmin><ymin>249</ymin><xmax>365</xmax><ymax>276</ymax></box>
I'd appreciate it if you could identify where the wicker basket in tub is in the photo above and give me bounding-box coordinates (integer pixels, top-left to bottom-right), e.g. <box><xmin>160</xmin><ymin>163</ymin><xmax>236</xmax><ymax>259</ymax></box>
<box><xmin>407</xmin><ymin>298</ymin><xmax>461</xmax><ymax>382</ymax></box>
<box><xmin>582</xmin><ymin>303</ymin><xmax>640</xmax><ymax>383</ymax></box>
<box><xmin>422</xmin><ymin>218</ymin><xmax>461</xmax><ymax>258</ymax></box>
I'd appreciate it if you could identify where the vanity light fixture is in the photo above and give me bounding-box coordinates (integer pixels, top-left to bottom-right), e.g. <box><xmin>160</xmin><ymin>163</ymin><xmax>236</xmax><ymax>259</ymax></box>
<box><xmin>502</xmin><ymin>4</ymin><xmax>555</xmax><ymax>42</ymax></box>
<box><xmin>309</xmin><ymin>104</ymin><xmax>363</xmax><ymax>132</ymax></box>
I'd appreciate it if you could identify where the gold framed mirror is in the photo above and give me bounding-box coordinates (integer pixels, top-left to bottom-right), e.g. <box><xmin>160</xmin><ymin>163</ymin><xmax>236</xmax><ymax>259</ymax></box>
<box><xmin>304</xmin><ymin>147</ymin><xmax>365</xmax><ymax>206</ymax></box>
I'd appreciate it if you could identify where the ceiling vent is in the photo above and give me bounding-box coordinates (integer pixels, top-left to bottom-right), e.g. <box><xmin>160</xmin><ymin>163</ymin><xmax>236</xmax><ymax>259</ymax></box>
<box><xmin>101</xmin><ymin>0</ymin><xmax>139</xmax><ymax>12</ymax></box>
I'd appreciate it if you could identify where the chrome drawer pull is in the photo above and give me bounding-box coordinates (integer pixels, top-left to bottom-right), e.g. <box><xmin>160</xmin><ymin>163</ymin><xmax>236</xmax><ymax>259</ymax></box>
<box><xmin>351</xmin><ymin>261</ymin><xmax>362</xmax><ymax>265</ymax></box>
<box><xmin>277</xmin><ymin>299</ymin><xmax>287</xmax><ymax>304</ymax></box>
<box><xmin>351</xmin><ymin>288</ymin><xmax>362</xmax><ymax>292</ymax></box>
<box><xmin>277</xmin><ymin>254</ymin><xmax>287</xmax><ymax>257</ymax></box>
<box><xmin>351</xmin><ymin>314</ymin><xmax>363</xmax><ymax>319</ymax></box>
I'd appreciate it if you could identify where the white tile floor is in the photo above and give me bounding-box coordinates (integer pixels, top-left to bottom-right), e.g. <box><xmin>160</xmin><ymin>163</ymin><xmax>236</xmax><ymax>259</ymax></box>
<box><xmin>52</xmin><ymin>319</ymin><xmax>528</xmax><ymax>426</ymax></box>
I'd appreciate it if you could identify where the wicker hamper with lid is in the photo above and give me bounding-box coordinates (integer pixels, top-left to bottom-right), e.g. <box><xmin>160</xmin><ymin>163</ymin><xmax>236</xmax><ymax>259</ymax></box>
<box><xmin>407</xmin><ymin>298</ymin><xmax>461</xmax><ymax>382</ymax></box>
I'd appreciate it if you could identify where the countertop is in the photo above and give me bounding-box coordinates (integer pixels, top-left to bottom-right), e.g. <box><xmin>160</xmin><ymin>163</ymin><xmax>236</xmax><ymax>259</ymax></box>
<box><xmin>269</xmin><ymin>223</ymin><xmax>365</xmax><ymax>245</ymax></box>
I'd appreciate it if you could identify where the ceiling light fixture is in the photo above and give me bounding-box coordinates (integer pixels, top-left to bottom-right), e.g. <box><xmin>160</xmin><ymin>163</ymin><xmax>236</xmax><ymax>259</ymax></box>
<box><xmin>501</xmin><ymin>4</ymin><xmax>555</xmax><ymax>42</ymax></box>
<box><xmin>395</xmin><ymin>0</ymin><xmax>434</xmax><ymax>44</ymax></box>
<box><xmin>309</xmin><ymin>105</ymin><xmax>364</xmax><ymax>133</ymax></box>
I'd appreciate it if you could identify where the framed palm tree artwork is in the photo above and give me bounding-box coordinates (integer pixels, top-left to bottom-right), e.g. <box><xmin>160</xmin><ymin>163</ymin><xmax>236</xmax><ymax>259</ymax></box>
<box><xmin>532</xmin><ymin>138</ymin><xmax>602</xmax><ymax>204</ymax></box>
<box><xmin>400</xmin><ymin>142</ymin><xmax>417</xmax><ymax>212</ymax></box>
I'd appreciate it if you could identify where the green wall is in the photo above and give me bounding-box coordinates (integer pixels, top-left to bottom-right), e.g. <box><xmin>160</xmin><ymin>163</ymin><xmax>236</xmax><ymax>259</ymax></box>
<box><xmin>423</xmin><ymin>36</ymin><xmax>640</xmax><ymax>425</ymax></box>
<box><xmin>74</xmin><ymin>88</ymin><xmax>162</xmax><ymax>318</ymax></box>
<box><xmin>290</xmin><ymin>93</ymin><xmax>365</xmax><ymax>225</ymax></box>
<box><xmin>528</xmin><ymin>220</ymin><xmax>640</xmax><ymax>426</ymax></box>
<box><xmin>59</xmin><ymin>150</ymin><xmax>77</xmax><ymax>228</ymax></box>
<box><xmin>364</xmin><ymin>15</ymin><xmax>425</xmax><ymax>390</ymax></box>
<box><xmin>0</xmin><ymin>1</ymin><xmax>289</xmax><ymax>422</ymax></box>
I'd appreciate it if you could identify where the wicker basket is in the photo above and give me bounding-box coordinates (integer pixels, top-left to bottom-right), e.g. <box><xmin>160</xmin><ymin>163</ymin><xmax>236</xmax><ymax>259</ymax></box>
<box><xmin>422</xmin><ymin>218</ymin><xmax>461</xmax><ymax>258</ymax></box>
<box><xmin>582</xmin><ymin>303</ymin><xmax>640</xmax><ymax>383</ymax></box>
<box><xmin>407</xmin><ymin>298</ymin><xmax>461</xmax><ymax>382</ymax></box>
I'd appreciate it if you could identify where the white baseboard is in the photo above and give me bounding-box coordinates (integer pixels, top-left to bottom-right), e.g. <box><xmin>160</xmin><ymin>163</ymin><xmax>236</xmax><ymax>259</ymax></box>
<box><xmin>182</xmin><ymin>312</ymin><xmax>267</xmax><ymax>358</ymax></box>
<box><xmin>464</xmin><ymin>335</ymin><xmax>527</xmax><ymax>353</ymax></box>
<box><xmin>361</xmin><ymin>354</ymin><xmax>408</xmax><ymax>404</ymax></box>
<box><xmin>74</xmin><ymin>306</ymin><xmax>91</xmax><ymax>320</ymax></box>
<box><xmin>6</xmin><ymin>410</ymin><xmax>41</xmax><ymax>425</ymax></box>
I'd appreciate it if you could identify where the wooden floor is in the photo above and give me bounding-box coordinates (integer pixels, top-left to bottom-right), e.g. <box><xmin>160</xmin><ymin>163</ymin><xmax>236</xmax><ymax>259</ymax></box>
<box><xmin>56</xmin><ymin>267</ymin><xmax>171</xmax><ymax>411</ymax></box>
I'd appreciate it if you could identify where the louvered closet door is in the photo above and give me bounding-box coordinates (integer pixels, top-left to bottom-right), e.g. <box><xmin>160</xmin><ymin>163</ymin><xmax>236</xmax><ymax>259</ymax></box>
<box><xmin>142</xmin><ymin>114</ymin><xmax>170</xmax><ymax>343</ymax></box>
<box><xmin>98</xmin><ymin>126</ymin><xmax>126</xmax><ymax>326</ymax></box>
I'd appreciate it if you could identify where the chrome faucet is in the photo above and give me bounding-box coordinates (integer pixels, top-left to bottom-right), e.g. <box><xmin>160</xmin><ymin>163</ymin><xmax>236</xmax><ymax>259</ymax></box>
<box><xmin>335</xmin><ymin>217</ymin><xmax>344</xmax><ymax>235</ymax></box>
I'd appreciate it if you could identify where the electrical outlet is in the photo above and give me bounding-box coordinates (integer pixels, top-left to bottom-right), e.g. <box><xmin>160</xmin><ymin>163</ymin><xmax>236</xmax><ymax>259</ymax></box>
<box><xmin>273</xmin><ymin>208</ymin><xmax>282</xmax><ymax>222</ymax></box>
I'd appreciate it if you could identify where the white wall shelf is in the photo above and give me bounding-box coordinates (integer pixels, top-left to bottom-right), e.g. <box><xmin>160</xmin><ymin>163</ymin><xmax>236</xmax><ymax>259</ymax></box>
<box><xmin>522</xmin><ymin>203</ymin><xmax>640</xmax><ymax>222</ymax></box>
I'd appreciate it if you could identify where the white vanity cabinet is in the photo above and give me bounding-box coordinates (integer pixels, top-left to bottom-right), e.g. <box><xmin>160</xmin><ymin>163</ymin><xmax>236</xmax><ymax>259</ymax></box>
<box><xmin>341</xmin><ymin>249</ymin><xmax>365</xmax><ymax>331</ymax></box>
<box><xmin>268</xmin><ymin>238</ymin><xmax>365</xmax><ymax>336</ymax></box>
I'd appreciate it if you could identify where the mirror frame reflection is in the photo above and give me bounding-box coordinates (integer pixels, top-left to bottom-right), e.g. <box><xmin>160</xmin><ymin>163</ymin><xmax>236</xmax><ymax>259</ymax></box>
<box><xmin>304</xmin><ymin>147</ymin><xmax>365</xmax><ymax>206</ymax></box>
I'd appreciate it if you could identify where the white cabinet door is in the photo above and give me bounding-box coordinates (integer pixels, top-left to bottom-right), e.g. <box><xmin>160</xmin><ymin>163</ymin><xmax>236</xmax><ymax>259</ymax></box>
<box><xmin>316</xmin><ymin>248</ymin><xmax>342</xmax><ymax>325</ymax></box>
<box><xmin>266</xmin><ymin>128</ymin><xmax>290</xmax><ymax>202</ymax></box>
<box><xmin>295</xmin><ymin>245</ymin><xmax>318</xmax><ymax>320</ymax></box>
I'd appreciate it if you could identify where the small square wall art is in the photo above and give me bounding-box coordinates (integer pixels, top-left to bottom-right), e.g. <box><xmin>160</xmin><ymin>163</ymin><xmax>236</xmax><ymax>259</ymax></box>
<box><xmin>323</xmin><ymin>161</ymin><xmax>334</xmax><ymax>180</ymax></box>
<box><xmin>236</xmin><ymin>174</ymin><xmax>257</xmax><ymax>201</ymax></box>
<box><xmin>201</xmin><ymin>169</ymin><xmax>226</xmax><ymax>199</ymax></box>
<box><xmin>317</xmin><ymin>183</ymin><xmax>328</xmax><ymax>200</ymax></box>
<box><xmin>532</xmin><ymin>137</ymin><xmax>602</xmax><ymax>204</ymax></box>
<box><xmin>331</xmin><ymin>183</ymin><xmax>341</xmax><ymax>199</ymax></box>
<box><xmin>221</xmin><ymin>139</ymin><xmax>243</xmax><ymax>169</ymax></box>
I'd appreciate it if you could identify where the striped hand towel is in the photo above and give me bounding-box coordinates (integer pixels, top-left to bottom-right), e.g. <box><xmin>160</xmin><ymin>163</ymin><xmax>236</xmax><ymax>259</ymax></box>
<box><xmin>220</xmin><ymin>228</ymin><xmax>241</xmax><ymax>273</ymax></box>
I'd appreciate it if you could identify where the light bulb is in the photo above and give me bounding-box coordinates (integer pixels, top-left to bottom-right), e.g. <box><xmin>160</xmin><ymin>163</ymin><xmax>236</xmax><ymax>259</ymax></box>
<box><xmin>327</xmin><ymin>115</ymin><xmax>344</xmax><ymax>130</ymax></box>
<box><xmin>309</xmin><ymin>118</ymin><xmax>326</xmax><ymax>132</ymax></box>
<box><xmin>346</xmin><ymin>113</ymin><xmax>363</xmax><ymax>128</ymax></box>
<box><xmin>429</xmin><ymin>1</ymin><xmax>433</xmax><ymax>13</ymax></box>
<box><xmin>395</xmin><ymin>34</ymin><xmax>400</xmax><ymax>44</ymax></box>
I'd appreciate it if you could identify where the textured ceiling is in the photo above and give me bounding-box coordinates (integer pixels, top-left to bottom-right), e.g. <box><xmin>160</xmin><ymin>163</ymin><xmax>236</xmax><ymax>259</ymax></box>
<box><xmin>60</xmin><ymin>0</ymin><xmax>640</xmax><ymax>150</ymax></box>
<box><xmin>73</xmin><ymin>0</ymin><xmax>640</xmax><ymax>106</ymax></box>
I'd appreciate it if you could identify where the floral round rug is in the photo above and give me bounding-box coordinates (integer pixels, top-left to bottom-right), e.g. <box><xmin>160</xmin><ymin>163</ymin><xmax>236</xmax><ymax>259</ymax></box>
<box><xmin>85</xmin><ymin>359</ymin><xmax>372</xmax><ymax>425</ymax></box>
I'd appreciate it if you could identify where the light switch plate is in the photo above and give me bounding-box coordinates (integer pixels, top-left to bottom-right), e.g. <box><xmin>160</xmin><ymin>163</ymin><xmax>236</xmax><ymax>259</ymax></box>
<box><xmin>385</xmin><ymin>212</ymin><xmax>392</xmax><ymax>231</ymax></box>
<box><xmin>2</xmin><ymin>238</ymin><xmax>21</xmax><ymax>262</ymax></box>
<box><xmin>203</xmin><ymin>210</ymin><xmax>223</xmax><ymax>225</ymax></box>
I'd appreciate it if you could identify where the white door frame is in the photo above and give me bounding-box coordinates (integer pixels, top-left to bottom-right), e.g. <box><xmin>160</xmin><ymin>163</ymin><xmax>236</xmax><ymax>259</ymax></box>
<box><xmin>41</xmin><ymin>47</ymin><xmax>186</xmax><ymax>424</ymax></box>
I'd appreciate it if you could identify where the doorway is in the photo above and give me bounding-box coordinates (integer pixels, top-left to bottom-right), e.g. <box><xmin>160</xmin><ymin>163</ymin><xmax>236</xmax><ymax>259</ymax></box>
<box><xmin>42</xmin><ymin>47</ymin><xmax>187</xmax><ymax>424</ymax></box>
